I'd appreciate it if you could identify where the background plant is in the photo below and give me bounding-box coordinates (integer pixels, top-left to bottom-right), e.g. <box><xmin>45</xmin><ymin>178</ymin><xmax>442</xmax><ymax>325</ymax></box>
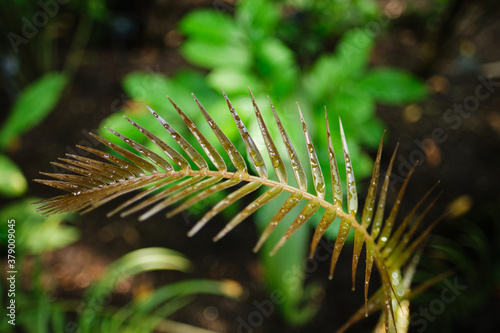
<box><xmin>0</xmin><ymin>0</ymin><xmax>110</xmax><ymax>198</ymax></box>
<box><xmin>34</xmin><ymin>86</ymin><xmax>451</xmax><ymax>332</ymax></box>
<box><xmin>102</xmin><ymin>0</ymin><xmax>428</xmax><ymax>325</ymax></box>
<box><xmin>0</xmin><ymin>200</ymin><xmax>241</xmax><ymax>333</ymax></box>
<box><xmin>1</xmin><ymin>0</ymin><xmax>499</xmax><ymax>332</ymax></box>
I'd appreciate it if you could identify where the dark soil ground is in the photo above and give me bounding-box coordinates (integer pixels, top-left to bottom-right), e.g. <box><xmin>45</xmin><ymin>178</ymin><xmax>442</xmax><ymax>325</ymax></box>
<box><xmin>3</xmin><ymin>0</ymin><xmax>500</xmax><ymax>332</ymax></box>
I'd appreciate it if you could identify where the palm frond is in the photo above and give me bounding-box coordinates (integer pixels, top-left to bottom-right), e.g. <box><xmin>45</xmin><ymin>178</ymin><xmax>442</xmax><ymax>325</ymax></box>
<box><xmin>34</xmin><ymin>89</ymin><xmax>441</xmax><ymax>332</ymax></box>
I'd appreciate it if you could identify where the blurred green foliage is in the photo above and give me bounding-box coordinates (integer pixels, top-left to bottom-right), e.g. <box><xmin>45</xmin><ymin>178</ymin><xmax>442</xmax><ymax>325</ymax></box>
<box><xmin>102</xmin><ymin>0</ymin><xmax>428</xmax><ymax>325</ymax></box>
<box><xmin>0</xmin><ymin>196</ymin><xmax>239</xmax><ymax>333</ymax></box>
<box><xmin>255</xmin><ymin>195</ymin><xmax>323</xmax><ymax>326</ymax></box>
<box><xmin>0</xmin><ymin>71</ymin><xmax>68</xmax><ymax>198</ymax></box>
<box><xmin>0</xmin><ymin>0</ymin><xmax>434</xmax><ymax>330</ymax></box>
<box><xmin>0</xmin><ymin>229</ymin><xmax>241</xmax><ymax>333</ymax></box>
<box><xmin>0</xmin><ymin>0</ymin><xmax>105</xmax><ymax>198</ymax></box>
<box><xmin>0</xmin><ymin>72</ymin><xmax>68</xmax><ymax>150</ymax></box>
<box><xmin>0</xmin><ymin>154</ymin><xmax>27</xmax><ymax>197</ymax></box>
<box><xmin>0</xmin><ymin>198</ymin><xmax>78</xmax><ymax>255</ymax></box>
<box><xmin>111</xmin><ymin>0</ymin><xmax>428</xmax><ymax>182</ymax></box>
<box><xmin>1</xmin><ymin>2</ymin><xmax>241</xmax><ymax>331</ymax></box>
<box><xmin>77</xmin><ymin>247</ymin><xmax>241</xmax><ymax>333</ymax></box>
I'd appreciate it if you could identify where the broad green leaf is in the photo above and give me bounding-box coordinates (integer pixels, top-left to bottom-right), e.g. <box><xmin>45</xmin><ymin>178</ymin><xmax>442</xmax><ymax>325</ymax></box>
<box><xmin>26</xmin><ymin>213</ymin><xmax>79</xmax><ymax>254</ymax></box>
<box><xmin>350</xmin><ymin>149</ymin><xmax>374</xmax><ymax>181</ymax></box>
<box><xmin>329</xmin><ymin>85</ymin><xmax>375</xmax><ymax>124</ymax></box>
<box><xmin>122</xmin><ymin>69</ymin><xmax>217</xmax><ymax>112</ymax></box>
<box><xmin>180</xmin><ymin>9</ymin><xmax>238</xmax><ymax>44</ymax></box>
<box><xmin>236</xmin><ymin>0</ymin><xmax>282</xmax><ymax>38</ymax></box>
<box><xmin>122</xmin><ymin>71</ymin><xmax>170</xmax><ymax>107</ymax></box>
<box><xmin>0</xmin><ymin>198</ymin><xmax>78</xmax><ymax>254</ymax></box>
<box><xmin>358</xmin><ymin>117</ymin><xmax>387</xmax><ymax>148</ymax></box>
<box><xmin>110</xmin><ymin>70</ymin><xmax>217</xmax><ymax>148</ymax></box>
<box><xmin>0</xmin><ymin>154</ymin><xmax>27</xmax><ymax>197</ymax></box>
<box><xmin>356</xmin><ymin>0</ymin><xmax>380</xmax><ymax>17</ymax></box>
<box><xmin>255</xmin><ymin>38</ymin><xmax>299</xmax><ymax>97</ymax></box>
<box><xmin>180</xmin><ymin>39</ymin><xmax>251</xmax><ymax>69</ymax></box>
<box><xmin>360</xmin><ymin>68</ymin><xmax>428</xmax><ymax>105</ymax></box>
<box><xmin>304</xmin><ymin>54</ymin><xmax>344</xmax><ymax>101</ymax></box>
<box><xmin>207</xmin><ymin>68</ymin><xmax>263</xmax><ymax>95</ymax></box>
<box><xmin>255</xmin><ymin>38</ymin><xmax>295</xmax><ymax>74</ymax></box>
<box><xmin>335</xmin><ymin>29</ymin><xmax>374</xmax><ymax>78</ymax></box>
<box><xmin>0</xmin><ymin>72</ymin><xmax>68</xmax><ymax>150</ymax></box>
<box><xmin>172</xmin><ymin>70</ymin><xmax>220</xmax><ymax>103</ymax></box>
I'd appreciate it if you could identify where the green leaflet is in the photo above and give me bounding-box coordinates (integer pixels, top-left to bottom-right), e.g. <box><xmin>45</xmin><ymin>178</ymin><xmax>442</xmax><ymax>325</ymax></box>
<box><xmin>0</xmin><ymin>72</ymin><xmax>68</xmax><ymax>150</ymax></box>
<box><xmin>0</xmin><ymin>154</ymin><xmax>27</xmax><ymax>197</ymax></box>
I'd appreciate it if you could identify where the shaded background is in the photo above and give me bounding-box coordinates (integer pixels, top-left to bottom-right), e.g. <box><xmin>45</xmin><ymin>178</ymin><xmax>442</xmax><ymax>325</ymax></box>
<box><xmin>1</xmin><ymin>0</ymin><xmax>499</xmax><ymax>332</ymax></box>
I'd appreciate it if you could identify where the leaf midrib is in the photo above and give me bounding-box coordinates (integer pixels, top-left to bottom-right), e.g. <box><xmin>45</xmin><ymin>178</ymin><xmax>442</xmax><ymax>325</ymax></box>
<box><xmin>90</xmin><ymin>167</ymin><xmax>367</xmax><ymax>232</ymax></box>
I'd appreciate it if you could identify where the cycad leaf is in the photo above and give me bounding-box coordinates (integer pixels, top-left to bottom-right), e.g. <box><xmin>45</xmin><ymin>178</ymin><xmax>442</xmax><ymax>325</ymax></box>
<box><xmin>219</xmin><ymin>186</ymin><xmax>284</xmax><ymax>243</ymax></box>
<box><xmin>363</xmin><ymin>144</ymin><xmax>400</xmax><ymax>307</ymax></box>
<box><xmin>339</xmin><ymin>118</ymin><xmax>358</xmax><ymax>215</ymax></box>
<box><xmin>165</xmin><ymin>176</ymin><xmax>242</xmax><ymax>224</ymax></box>
<box><xmin>106</xmin><ymin>127</ymin><xmax>173</xmax><ymax>171</ymax></box>
<box><xmin>309</xmin><ymin>109</ymin><xmax>342</xmax><ymax>258</ymax></box>
<box><xmin>147</xmin><ymin>106</ymin><xmax>212</xmax><ymax>170</ymax></box>
<box><xmin>167</xmin><ymin>97</ymin><xmax>226</xmax><ymax>170</ymax></box>
<box><xmin>383</xmin><ymin>182</ymin><xmax>440</xmax><ymax>259</ymax></box>
<box><xmin>370</xmin><ymin>144</ymin><xmax>399</xmax><ymax>240</ymax></box>
<box><xmin>392</xmin><ymin>211</ymin><xmax>447</xmax><ymax>269</ymax></box>
<box><xmin>253</xmin><ymin>192</ymin><xmax>302</xmax><ymax>252</ymax></box>
<box><xmin>269</xmin><ymin>103</ymin><xmax>324</xmax><ymax>255</ymax></box>
<box><xmin>76</xmin><ymin>144</ymin><xmax>142</xmax><ymax>176</ymax></box>
<box><xmin>377</xmin><ymin>162</ymin><xmax>417</xmax><ymax>249</ymax></box>
<box><xmin>270</xmin><ymin>98</ymin><xmax>307</xmax><ymax>190</ymax></box>
<box><xmin>123</xmin><ymin>116</ymin><xmax>190</xmax><ymax>170</ymax></box>
<box><xmin>90</xmin><ymin>132</ymin><xmax>157</xmax><ymax>174</ymax></box>
<box><xmin>297</xmin><ymin>104</ymin><xmax>325</xmax><ymax>199</ymax></box>
<box><xmin>325</xmin><ymin>109</ymin><xmax>342</xmax><ymax>205</ymax></box>
<box><xmin>310</xmin><ymin>206</ymin><xmax>337</xmax><ymax>259</ymax></box>
<box><xmin>270</xmin><ymin>199</ymin><xmax>320</xmax><ymax>255</ymax></box>
<box><xmin>34</xmin><ymin>91</ymin><xmax>441</xmax><ymax>333</ymax></box>
<box><xmin>329</xmin><ymin>217</ymin><xmax>352</xmax><ymax>279</ymax></box>
<box><xmin>328</xmin><ymin>119</ymin><xmax>356</xmax><ymax>280</ymax></box>
<box><xmin>352</xmin><ymin>132</ymin><xmax>384</xmax><ymax>290</ymax></box>
<box><xmin>108</xmin><ymin>176</ymin><xmax>185</xmax><ymax>218</ymax></box>
<box><xmin>193</xmin><ymin>181</ymin><xmax>262</xmax><ymax>237</ymax></box>
<box><xmin>387</xmin><ymin>190</ymin><xmax>442</xmax><ymax>265</ymax></box>
<box><xmin>224</xmin><ymin>89</ymin><xmax>267</xmax><ymax>178</ymax></box>
<box><xmin>186</xmin><ymin>95</ymin><xmax>246</xmax><ymax>172</ymax></box>
<box><xmin>120</xmin><ymin>176</ymin><xmax>197</xmax><ymax>218</ymax></box>
<box><xmin>251</xmin><ymin>91</ymin><xmax>287</xmax><ymax>183</ymax></box>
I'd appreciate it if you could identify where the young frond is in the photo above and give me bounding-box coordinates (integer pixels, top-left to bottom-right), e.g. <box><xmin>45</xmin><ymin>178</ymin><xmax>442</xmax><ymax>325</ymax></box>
<box><xmin>34</xmin><ymin>89</ymin><xmax>441</xmax><ymax>332</ymax></box>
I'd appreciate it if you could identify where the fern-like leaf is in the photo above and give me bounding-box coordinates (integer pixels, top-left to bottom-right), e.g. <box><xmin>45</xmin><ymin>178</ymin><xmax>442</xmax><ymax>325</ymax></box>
<box><xmin>35</xmin><ymin>90</ymin><xmax>441</xmax><ymax>332</ymax></box>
